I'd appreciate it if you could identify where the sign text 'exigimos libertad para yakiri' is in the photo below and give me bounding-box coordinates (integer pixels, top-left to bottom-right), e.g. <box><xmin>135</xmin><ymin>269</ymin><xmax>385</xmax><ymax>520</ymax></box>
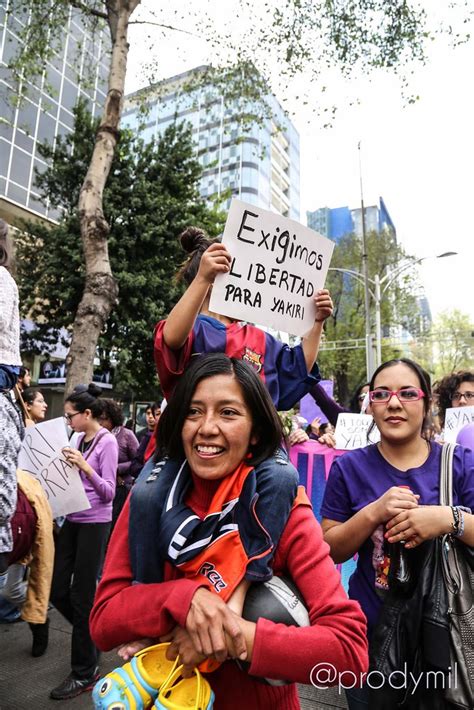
<box><xmin>210</xmin><ymin>199</ymin><xmax>335</xmax><ymax>337</ymax></box>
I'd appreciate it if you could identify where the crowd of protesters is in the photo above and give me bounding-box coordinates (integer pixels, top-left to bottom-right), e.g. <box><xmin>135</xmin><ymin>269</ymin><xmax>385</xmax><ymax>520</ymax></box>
<box><xmin>1</xmin><ymin>216</ymin><xmax>473</xmax><ymax>709</ymax></box>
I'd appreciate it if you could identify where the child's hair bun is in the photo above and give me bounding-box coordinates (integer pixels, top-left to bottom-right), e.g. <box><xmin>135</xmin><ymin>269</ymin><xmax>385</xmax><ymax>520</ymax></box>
<box><xmin>179</xmin><ymin>226</ymin><xmax>210</xmax><ymax>253</ymax></box>
<box><xmin>87</xmin><ymin>383</ymin><xmax>103</xmax><ymax>398</ymax></box>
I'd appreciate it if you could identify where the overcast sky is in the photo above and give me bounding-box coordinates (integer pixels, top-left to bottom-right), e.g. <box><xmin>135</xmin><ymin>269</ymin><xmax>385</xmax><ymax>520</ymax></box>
<box><xmin>125</xmin><ymin>2</ymin><xmax>474</xmax><ymax>323</ymax></box>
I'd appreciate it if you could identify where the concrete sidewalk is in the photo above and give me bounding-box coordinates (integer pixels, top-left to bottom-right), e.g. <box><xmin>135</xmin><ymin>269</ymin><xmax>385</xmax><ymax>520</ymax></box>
<box><xmin>0</xmin><ymin>610</ymin><xmax>347</xmax><ymax>709</ymax></box>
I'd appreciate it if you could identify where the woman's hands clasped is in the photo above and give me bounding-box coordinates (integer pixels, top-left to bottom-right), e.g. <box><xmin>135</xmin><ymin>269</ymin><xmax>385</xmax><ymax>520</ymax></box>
<box><xmin>185</xmin><ymin>587</ymin><xmax>248</xmax><ymax>664</ymax></box>
<box><xmin>385</xmin><ymin>505</ymin><xmax>453</xmax><ymax>548</ymax></box>
<box><xmin>371</xmin><ymin>486</ymin><xmax>420</xmax><ymax>525</ymax></box>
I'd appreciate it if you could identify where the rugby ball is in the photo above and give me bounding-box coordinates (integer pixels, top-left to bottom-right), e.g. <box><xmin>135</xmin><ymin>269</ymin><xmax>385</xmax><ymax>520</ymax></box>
<box><xmin>237</xmin><ymin>575</ymin><xmax>310</xmax><ymax>685</ymax></box>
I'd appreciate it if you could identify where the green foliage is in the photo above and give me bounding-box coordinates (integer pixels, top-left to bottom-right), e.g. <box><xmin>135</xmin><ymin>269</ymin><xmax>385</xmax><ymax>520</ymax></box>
<box><xmin>410</xmin><ymin>309</ymin><xmax>474</xmax><ymax>380</ymax></box>
<box><xmin>317</xmin><ymin>229</ymin><xmax>420</xmax><ymax>404</ymax></box>
<box><xmin>16</xmin><ymin>102</ymin><xmax>225</xmax><ymax>397</ymax></box>
<box><xmin>4</xmin><ymin>1</ymin><xmax>471</xmax><ymax>123</ymax></box>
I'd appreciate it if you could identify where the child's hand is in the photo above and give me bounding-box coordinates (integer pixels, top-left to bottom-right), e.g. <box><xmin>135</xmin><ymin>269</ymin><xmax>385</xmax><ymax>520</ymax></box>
<box><xmin>117</xmin><ymin>637</ymin><xmax>155</xmax><ymax>661</ymax></box>
<box><xmin>314</xmin><ymin>289</ymin><xmax>333</xmax><ymax>323</ymax></box>
<box><xmin>198</xmin><ymin>243</ymin><xmax>231</xmax><ymax>284</ymax></box>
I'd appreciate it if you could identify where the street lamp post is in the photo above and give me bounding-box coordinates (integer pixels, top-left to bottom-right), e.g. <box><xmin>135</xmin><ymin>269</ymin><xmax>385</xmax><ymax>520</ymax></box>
<box><xmin>329</xmin><ymin>251</ymin><xmax>457</xmax><ymax>378</ymax></box>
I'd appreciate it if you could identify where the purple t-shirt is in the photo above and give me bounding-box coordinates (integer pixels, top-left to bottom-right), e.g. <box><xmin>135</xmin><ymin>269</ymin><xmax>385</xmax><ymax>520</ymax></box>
<box><xmin>321</xmin><ymin>442</ymin><xmax>474</xmax><ymax>634</ymax></box>
<box><xmin>67</xmin><ymin>428</ymin><xmax>119</xmax><ymax>524</ymax></box>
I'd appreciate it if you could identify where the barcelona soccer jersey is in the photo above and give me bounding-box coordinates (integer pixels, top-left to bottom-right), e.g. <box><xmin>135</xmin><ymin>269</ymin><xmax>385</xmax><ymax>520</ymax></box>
<box><xmin>154</xmin><ymin>314</ymin><xmax>320</xmax><ymax>410</ymax></box>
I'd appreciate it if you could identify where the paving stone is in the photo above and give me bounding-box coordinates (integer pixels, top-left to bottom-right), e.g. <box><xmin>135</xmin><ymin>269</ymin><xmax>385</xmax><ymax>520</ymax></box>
<box><xmin>0</xmin><ymin>609</ymin><xmax>347</xmax><ymax>709</ymax></box>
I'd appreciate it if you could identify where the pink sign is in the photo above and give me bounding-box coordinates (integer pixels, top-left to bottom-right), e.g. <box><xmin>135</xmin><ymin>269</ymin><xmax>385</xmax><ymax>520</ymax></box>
<box><xmin>289</xmin><ymin>440</ymin><xmax>357</xmax><ymax>590</ymax></box>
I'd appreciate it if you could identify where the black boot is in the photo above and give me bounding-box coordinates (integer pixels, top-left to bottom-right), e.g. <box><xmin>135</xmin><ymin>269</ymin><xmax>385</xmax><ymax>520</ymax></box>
<box><xmin>29</xmin><ymin>617</ymin><xmax>49</xmax><ymax>657</ymax></box>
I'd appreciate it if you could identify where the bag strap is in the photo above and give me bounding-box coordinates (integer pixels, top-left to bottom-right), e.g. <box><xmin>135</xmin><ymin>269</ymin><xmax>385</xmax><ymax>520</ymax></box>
<box><xmin>14</xmin><ymin>385</ymin><xmax>29</xmax><ymax>424</ymax></box>
<box><xmin>439</xmin><ymin>442</ymin><xmax>456</xmax><ymax>507</ymax></box>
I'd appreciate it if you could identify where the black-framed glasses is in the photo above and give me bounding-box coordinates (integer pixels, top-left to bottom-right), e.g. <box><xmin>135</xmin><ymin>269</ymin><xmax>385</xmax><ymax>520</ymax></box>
<box><xmin>369</xmin><ymin>387</ymin><xmax>425</xmax><ymax>404</ymax></box>
<box><xmin>452</xmin><ymin>391</ymin><xmax>474</xmax><ymax>403</ymax></box>
<box><xmin>64</xmin><ymin>411</ymin><xmax>82</xmax><ymax>422</ymax></box>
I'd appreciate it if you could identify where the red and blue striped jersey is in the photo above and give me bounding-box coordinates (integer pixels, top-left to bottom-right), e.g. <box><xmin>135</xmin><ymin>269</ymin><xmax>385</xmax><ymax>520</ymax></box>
<box><xmin>154</xmin><ymin>315</ymin><xmax>320</xmax><ymax>410</ymax></box>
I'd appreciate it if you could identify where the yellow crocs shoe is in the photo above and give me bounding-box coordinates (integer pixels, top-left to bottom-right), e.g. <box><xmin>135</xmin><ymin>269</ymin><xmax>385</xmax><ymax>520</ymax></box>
<box><xmin>154</xmin><ymin>666</ymin><xmax>214</xmax><ymax>710</ymax></box>
<box><xmin>93</xmin><ymin>642</ymin><xmax>178</xmax><ymax>710</ymax></box>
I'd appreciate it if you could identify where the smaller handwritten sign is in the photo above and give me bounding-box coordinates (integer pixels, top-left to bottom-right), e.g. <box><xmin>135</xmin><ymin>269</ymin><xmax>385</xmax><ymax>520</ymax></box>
<box><xmin>444</xmin><ymin>406</ymin><xmax>474</xmax><ymax>443</ymax></box>
<box><xmin>210</xmin><ymin>199</ymin><xmax>335</xmax><ymax>337</ymax></box>
<box><xmin>18</xmin><ymin>418</ymin><xmax>90</xmax><ymax>518</ymax></box>
<box><xmin>335</xmin><ymin>413</ymin><xmax>380</xmax><ymax>450</ymax></box>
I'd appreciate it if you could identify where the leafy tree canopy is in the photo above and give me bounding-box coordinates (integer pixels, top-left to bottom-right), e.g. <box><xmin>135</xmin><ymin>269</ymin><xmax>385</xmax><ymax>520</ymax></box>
<box><xmin>16</xmin><ymin>102</ymin><xmax>225</xmax><ymax>398</ymax></box>
<box><xmin>410</xmin><ymin>309</ymin><xmax>474</xmax><ymax>380</ymax></box>
<box><xmin>4</xmin><ymin>1</ymin><xmax>472</xmax><ymax>122</ymax></box>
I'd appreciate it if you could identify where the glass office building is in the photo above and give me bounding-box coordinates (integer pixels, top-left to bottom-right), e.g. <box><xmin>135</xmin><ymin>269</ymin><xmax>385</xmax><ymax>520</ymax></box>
<box><xmin>123</xmin><ymin>66</ymin><xmax>300</xmax><ymax>220</ymax></box>
<box><xmin>0</xmin><ymin>3</ymin><xmax>109</xmax><ymax>223</ymax></box>
<box><xmin>307</xmin><ymin>197</ymin><xmax>396</xmax><ymax>243</ymax></box>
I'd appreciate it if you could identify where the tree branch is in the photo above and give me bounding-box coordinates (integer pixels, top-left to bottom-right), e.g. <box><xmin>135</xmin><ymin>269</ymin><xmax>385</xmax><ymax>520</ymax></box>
<box><xmin>69</xmin><ymin>0</ymin><xmax>108</xmax><ymax>20</ymax></box>
<box><xmin>128</xmin><ymin>19</ymin><xmax>198</xmax><ymax>38</ymax></box>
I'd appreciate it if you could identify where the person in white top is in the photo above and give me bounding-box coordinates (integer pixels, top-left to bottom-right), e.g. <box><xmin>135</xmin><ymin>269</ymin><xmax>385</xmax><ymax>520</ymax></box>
<box><xmin>0</xmin><ymin>219</ymin><xmax>24</xmax><ymax>574</ymax></box>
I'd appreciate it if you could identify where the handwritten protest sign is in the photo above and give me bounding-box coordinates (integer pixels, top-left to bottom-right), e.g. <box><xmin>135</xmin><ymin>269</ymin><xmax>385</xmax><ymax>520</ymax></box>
<box><xmin>335</xmin><ymin>413</ymin><xmax>380</xmax><ymax>450</ymax></box>
<box><xmin>209</xmin><ymin>199</ymin><xmax>335</xmax><ymax>337</ymax></box>
<box><xmin>443</xmin><ymin>405</ymin><xmax>474</xmax><ymax>443</ymax></box>
<box><xmin>18</xmin><ymin>418</ymin><xmax>90</xmax><ymax>518</ymax></box>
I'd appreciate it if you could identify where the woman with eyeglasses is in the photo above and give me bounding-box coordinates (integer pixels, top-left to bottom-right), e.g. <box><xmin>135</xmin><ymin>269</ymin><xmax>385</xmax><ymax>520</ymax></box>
<box><xmin>434</xmin><ymin>369</ymin><xmax>474</xmax><ymax>432</ymax></box>
<box><xmin>49</xmin><ymin>383</ymin><xmax>118</xmax><ymax>701</ymax></box>
<box><xmin>320</xmin><ymin>358</ymin><xmax>474</xmax><ymax>709</ymax></box>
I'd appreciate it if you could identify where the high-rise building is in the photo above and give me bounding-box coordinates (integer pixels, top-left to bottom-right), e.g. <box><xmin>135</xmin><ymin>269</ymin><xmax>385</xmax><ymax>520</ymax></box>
<box><xmin>307</xmin><ymin>197</ymin><xmax>396</xmax><ymax>242</ymax></box>
<box><xmin>0</xmin><ymin>4</ymin><xmax>109</xmax><ymax>224</ymax></box>
<box><xmin>123</xmin><ymin>66</ymin><xmax>300</xmax><ymax>220</ymax></box>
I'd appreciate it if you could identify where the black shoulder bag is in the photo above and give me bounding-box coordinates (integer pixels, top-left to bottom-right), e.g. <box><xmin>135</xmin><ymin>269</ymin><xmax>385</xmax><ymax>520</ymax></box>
<box><xmin>439</xmin><ymin>442</ymin><xmax>474</xmax><ymax>709</ymax></box>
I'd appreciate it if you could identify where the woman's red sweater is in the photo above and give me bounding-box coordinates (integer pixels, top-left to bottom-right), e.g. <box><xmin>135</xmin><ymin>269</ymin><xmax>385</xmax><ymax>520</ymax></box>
<box><xmin>90</xmin><ymin>478</ymin><xmax>368</xmax><ymax>709</ymax></box>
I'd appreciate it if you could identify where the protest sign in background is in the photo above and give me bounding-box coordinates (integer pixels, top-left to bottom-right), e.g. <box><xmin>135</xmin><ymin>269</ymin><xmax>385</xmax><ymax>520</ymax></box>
<box><xmin>210</xmin><ymin>199</ymin><xmax>335</xmax><ymax>337</ymax></box>
<box><xmin>443</xmin><ymin>405</ymin><xmax>474</xmax><ymax>442</ymax></box>
<box><xmin>335</xmin><ymin>413</ymin><xmax>380</xmax><ymax>450</ymax></box>
<box><xmin>18</xmin><ymin>418</ymin><xmax>90</xmax><ymax>518</ymax></box>
<box><xmin>300</xmin><ymin>380</ymin><xmax>334</xmax><ymax>425</ymax></box>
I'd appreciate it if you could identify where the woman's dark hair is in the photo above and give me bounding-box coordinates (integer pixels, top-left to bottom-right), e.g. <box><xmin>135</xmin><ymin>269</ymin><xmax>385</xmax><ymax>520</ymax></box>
<box><xmin>157</xmin><ymin>353</ymin><xmax>283</xmax><ymax>467</ymax></box>
<box><xmin>369</xmin><ymin>358</ymin><xmax>432</xmax><ymax>439</ymax></box>
<box><xmin>100</xmin><ymin>398</ymin><xmax>124</xmax><ymax>427</ymax></box>
<box><xmin>22</xmin><ymin>388</ymin><xmax>42</xmax><ymax>406</ymax></box>
<box><xmin>176</xmin><ymin>226</ymin><xmax>215</xmax><ymax>286</ymax></box>
<box><xmin>349</xmin><ymin>382</ymin><xmax>369</xmax><ymax>413</ymax></box>
<box><xmin>65</xmin><ymin>382</ymin><xmax>103</xmax><ymax>418</ymax></box>
<box><xmin>146</xmin><ymin>402</ymin><xmax>161</xmax><ymax>415</ymax></box>
<box><xmin>434</xmin><ymin>370</ymin><xmax>474</xmax><ymax>427</ymax></box>
<box><xmin>0</xmin><ymin>218</ymin><xmax>12</xmax><ymax>270</ymax></box>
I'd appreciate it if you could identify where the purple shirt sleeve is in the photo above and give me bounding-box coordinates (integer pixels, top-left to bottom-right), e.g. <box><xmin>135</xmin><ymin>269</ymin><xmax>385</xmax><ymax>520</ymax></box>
<box><xmin>117</xmin><ymin>428</ymin><xmax>139</xmax><ymax>476</ymax></box>
<box><xmin>310</xmin><ymin>383</ymin><xmax>347</xmax><ymax>427</ymax></box>
<box><xmin>86</xmin><ymin>435</ymin><xmax>119</xmax><ymax>504</ymax></box>
<box><xmin>274</xmin><ymin>341</ymin><xmax>321</xmax><ymax>411</ymax></box>
<box><xmin>320</xmin><ymin>458</ymin><xmax>353</xmax><ymax>522</ymax></box>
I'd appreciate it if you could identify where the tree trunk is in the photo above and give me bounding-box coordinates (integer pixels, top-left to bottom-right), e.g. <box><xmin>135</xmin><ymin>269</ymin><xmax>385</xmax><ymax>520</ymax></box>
<box><xmin>64</xmin><ymin>0</ymin><xmax>141</xmax><ymax>395</ymax></box>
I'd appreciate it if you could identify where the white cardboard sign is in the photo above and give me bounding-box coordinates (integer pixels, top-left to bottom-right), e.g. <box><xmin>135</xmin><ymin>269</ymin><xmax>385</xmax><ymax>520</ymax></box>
<box><xmin>335</xmin><ymin>413</ymin><xmax>381</xmax><ymax>450</ymax></box>
<box><xmin>18</xmin><ymin>418</ymin><xmax>91</xmax><ymax>518</ymax></box>
<box><xmin>209</xmin><ymin>199</ymin><xmax>335</xmax><ymax>337</ymax></box>
<box><xmin>443</xmin><ymin>406</ymin><xmax>474</xmax><ymax>443</ymax></box>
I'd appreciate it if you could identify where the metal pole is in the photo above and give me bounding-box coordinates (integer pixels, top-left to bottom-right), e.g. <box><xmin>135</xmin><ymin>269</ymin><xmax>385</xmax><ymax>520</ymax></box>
<box><xmin>358</xmin><ymin>142</ymin><xmax>374</xmax><ymax>379</ymax></box>
<box><xmin>374</xmin><ymin>273</ymin><xmax>382</xmax><ymax>368</ymax></box>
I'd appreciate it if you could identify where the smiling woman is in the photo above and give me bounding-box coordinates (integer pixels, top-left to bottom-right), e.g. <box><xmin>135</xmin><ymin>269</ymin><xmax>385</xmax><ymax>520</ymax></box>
<box><xmin>90</xmin><ymin>353</ymin><xmax>369</xmax><ymax>710</ymax></box>
<box><xmin>321</xmin><ymin>358</ymin><xmax>474</xmax><ymax>709</ymax></box>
